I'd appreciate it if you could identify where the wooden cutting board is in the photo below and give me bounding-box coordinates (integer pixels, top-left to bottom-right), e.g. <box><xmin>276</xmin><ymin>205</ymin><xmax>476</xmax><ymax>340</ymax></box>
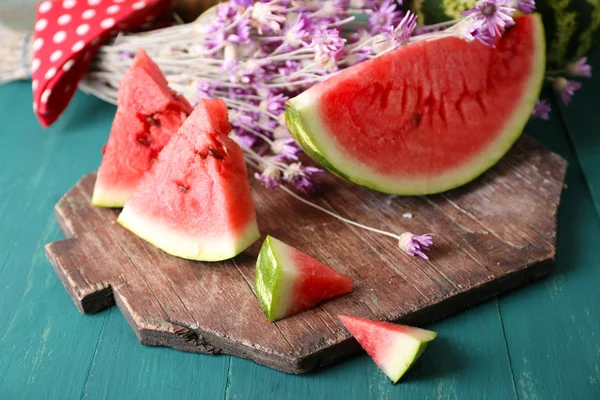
<box><xmin>45</xmin><ymin>136</ymin><xmax>567</xmax><ymax>374</ymax></box>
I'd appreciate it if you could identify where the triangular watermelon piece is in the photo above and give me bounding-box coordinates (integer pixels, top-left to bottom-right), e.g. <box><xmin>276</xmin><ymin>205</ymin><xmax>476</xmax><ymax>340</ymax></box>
<box><xmin>339</xmin><ymin>315</ymin><xmax>437</xmax><ymax>383</ymax></box>
<box><xmin>254</xmin><ymin>235</ymin><xmax>353</xmax><ymax>322</ymax></box>
<box><xmin>117</xmin><ymin>99</ymin><xmax>260</xmax><ymax>261</ymax></box>
<box><xmin>92</xmin><ymin>49</ymin><xmax>193</xmax><ymax>207</ymax></box>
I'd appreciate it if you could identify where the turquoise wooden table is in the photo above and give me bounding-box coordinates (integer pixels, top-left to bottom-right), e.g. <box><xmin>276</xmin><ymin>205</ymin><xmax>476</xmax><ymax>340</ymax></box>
<box><xmin>1</xmin><ymin>50</ymin><xmax>600</xmax><ymax>399</ymax></box>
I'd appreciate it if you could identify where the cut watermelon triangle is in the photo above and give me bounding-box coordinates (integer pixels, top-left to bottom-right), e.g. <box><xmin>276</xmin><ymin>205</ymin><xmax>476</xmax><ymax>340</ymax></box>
<box><xmin>286</xmin><ymin>14</ymin><xmax>546</xmax><ymax>195</ymax></box>
<box><xmin>254</xmin><ymin>235</ymin><xmax>353</xmax><ymax>322</ymax></box>
<box><xmin>92</xmin><ymin>49</ymin><xmax>193</xmax><ymax>207</ymax></box>
<box><xmin>339</xmin><ymin>315</ymin><xmax>437</xmax><ymax>383</ymax></box>
<box><xmin>117</xmin><ymin>99</ymin><xmax>260</xmax><ymax>261</ymax></box>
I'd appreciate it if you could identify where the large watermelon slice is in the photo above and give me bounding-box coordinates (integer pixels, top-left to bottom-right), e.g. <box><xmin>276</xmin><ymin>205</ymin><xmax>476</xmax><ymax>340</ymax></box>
<box><xmin>339</xmin><ymin>315</ymin><xmax>437</xmax><ymax>383</ymax></box>
<box><xmin>92</xmin><ymin>49</ymin><xmax>193</xmax><ymax>207</ymax></box>
<box><xmin>118</xmin><ymin>99</ymin><xmax>260</xmax><ymax>261</ymax></box>
<box><xmin>254</xmin><ymin>235</ymin><xmax>353</xmax><ymax>322</ymax></box>
<box><xmin>286</xmin><ymin>14</ymin><xmax>545</xmax><ymax>195</ymax></box>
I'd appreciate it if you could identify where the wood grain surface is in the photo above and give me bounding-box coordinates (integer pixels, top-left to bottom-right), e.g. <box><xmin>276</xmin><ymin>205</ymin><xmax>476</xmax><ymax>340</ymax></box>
<box><xmin>44</xmin><ymin>135</ymin><xmax>566</xmax><ymax>374</ymax></box>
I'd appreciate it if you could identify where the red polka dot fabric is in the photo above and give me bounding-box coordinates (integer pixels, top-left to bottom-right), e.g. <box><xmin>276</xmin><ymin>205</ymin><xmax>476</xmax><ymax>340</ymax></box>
<box><xmin>32</xmin><ymin>0</ymin><xmax>171</xmax><ymax>128</ymax></box>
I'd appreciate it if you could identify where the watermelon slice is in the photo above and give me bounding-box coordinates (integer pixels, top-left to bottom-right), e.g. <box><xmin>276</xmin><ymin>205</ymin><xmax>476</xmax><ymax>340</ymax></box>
<box><xmin>117</xmin><ymin>99</ymin><xmax>260</xmax><ymax>261</ymax></box>
<box><xmin>339</xmin><ymin>315</ymin><xmax>437</xmax><ymax>383</ymax></box>
<box><xmin>285</xmin><ymin>14</ymin><xmax>546</xmax><ymax>195</ymax></box>
<box><xmin>92</xmin><ymin>49</ymin><xmax>193</xmax><ymax>207</ymax></box>
<box><xmin>254</xmin><ymin>235</ymin><xmax>353</xmax><ymax>322</ymax></box>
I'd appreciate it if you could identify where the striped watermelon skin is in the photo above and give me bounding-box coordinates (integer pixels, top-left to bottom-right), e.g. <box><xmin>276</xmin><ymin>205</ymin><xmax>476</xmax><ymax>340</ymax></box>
<box><xmin>407</xmin><ymin>0</ymin><xmax>600</xmax><ymax>68</ymax></box>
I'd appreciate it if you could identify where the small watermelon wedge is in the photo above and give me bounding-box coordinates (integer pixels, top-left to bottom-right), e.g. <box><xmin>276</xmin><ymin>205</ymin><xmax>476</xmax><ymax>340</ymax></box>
<box><xmin>286</xmin><ymin>14</ymin><xmax>545</xmax><ymax>195</ymax></box>
<box><xmin>92</xmin><ymin>49</ymin><xmax>193</xmax><ymax>207</ymax></box>
<box><xmin>117</xmin><ymin>98</ymin><xmax>260</xmax><ymax>261</ymax></box>
<box><xmin>254</xmin><ymin>235</ymin><xmax>353</xmax><ymax>322</ymax></box>
<box><xmin>339</xmin><ymin>315</ymin><xmax>437</xmax><ymax>383</ymax></box>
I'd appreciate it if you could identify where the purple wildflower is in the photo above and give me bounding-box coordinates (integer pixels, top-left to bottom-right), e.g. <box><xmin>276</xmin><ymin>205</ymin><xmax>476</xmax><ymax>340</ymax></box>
<box><xmin>196</xmin><ymin>80</ymin><xmax>215</xmax><ymax>100</ymax></box>
<box><xmin>283</xmin><ymin>163</ymin><xmax>323</xmax><ymax>193</ymax></box>
<box><xmin>398</xmin><ymin>233</ymin><xmax>433</xmax><ymax>260</ymax></box>
<box><xmin>215</xmin><ymin>3</ymin><xmax>238</xmax><ymax>23</ymax></box>
<box><xmin>264</xmin><ymin>92</ymin><xmax>288</xmax><ymax>115</ymax></box>
<box><xmin>227</xmin><ymin>17</ymin><xmax>251</xmax><ymax>44</ymax></box>
<box><xmin>285</xmin><ymin>14</ymin><xmax>310</xmax><ymax>47</ymax></box>
<box><xmin>234</xmin><ymin>128</ymin><xmax>261</xmax><ymax>148</ymax></box>
<box><xmin>566</xmin><ymin>57</ymin><xmax>592</xmax><ymax>78</ymax></box>
<box><xmin>119</xmin><ymin>51</ymin><xmax>135</xmax><ymax>59</ymax></box>
<box><xmin>311</xmin><ymin>29</ymin><xmax>347</xmax><ymax>71</ymax></box>
<box><xmin>383</xmin><ymin>11</ymin><xmax>418</xmax><ymax>47</ymax></box>
<box><xmin>462</xmin><ymin>0</ymin><xmax>515</xmax><ymax>38</ymax></box>
<box><xmin>515</xmin><ymin>0</ymin><xmax>535</xmax><ymax>14</ymax></box>
<box><xmin>277</xmin><ymin>60</ymin><xmax>301</xmax><ymax>76</ymax></box>
<box><xmin>368</xmin><ymin>0</ymin><xmax>401</xmax><ymax>35</ymax></box>
<box><xmin>531</xmin><ymin>99</ymin><xmax>551</xmax><ymax>120</ymax></box>
<box><xmin>271</xmin><ymin>137</ymin><xmax>301</xmax><ymax>161</ymax></box>
<box><xmin>255</xmin><ymin>166</ymin><xmax>282</xmax><ymax>189</ymax></box>
<box><xmin>250</xmin><ymin>1</ymin><xmax>286</xmax><ymax>34</ymax></box>
<box><xmin>553</xmin><ymin>77</ymin><xmax>582</xmax><ymax>105</ymax></box>
<box><xmin>471</xmin><ymin>24</ymin><xmax>498</xmax><ymax>46</ymax></box>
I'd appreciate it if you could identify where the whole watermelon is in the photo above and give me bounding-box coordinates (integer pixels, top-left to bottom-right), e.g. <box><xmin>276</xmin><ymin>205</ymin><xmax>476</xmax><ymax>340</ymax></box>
<box><xmin>407</xmin><ymin>0</ymin><xmax>600</xmax><ymax>69</ymax></box>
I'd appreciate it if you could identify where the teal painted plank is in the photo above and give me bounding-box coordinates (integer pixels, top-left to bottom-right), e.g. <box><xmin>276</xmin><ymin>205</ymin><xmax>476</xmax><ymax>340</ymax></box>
<box><xmin>225</xmin><ymin>300</ymin><xmax>518</xmax><ymax>400</ymax></box>
<box><xmin>553</xmin><ymin>50</ymin><xmax>600</xmax><ymax>217</ymax></box>
<box><xmin>498</xmin><ymin>106</ymin><xmax>600</xmax><ymax>399</ymax></box>
<box><xmin>80</xmin><ymin>309</ymin><xmax>230</xmax><ymax>400</ymax></box>
<box><xmin>0</xmin><ymin>82</ymin><xmax>114</xmax><ymax>400</ymax></box>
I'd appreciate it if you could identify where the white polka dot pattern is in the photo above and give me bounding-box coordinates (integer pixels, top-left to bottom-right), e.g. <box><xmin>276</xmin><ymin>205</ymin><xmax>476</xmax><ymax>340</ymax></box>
<box><xmin>62</xmin><ymin>0</ymin><xmax>77</xmax><ymax>9</ymax></box>
<box><xmin>76</xmin><ymin>24</ymin><xmax>90</xmax><ymax>35</ymax></box>
<box><xmin>30</xmin><ymin>0</ymin><xmax>168</xmax><ymax>126</ymax></box>
<box><xmin>45</xmin><ymin>67</ymin><xmax>57</xmax><ymax>80</ymax></box>
<box><xmin>35</xmin><ymin>19</ymin><xmax>48</xmax><ymax>32</ymax></box>
<box><xmin>53</xmin><ymin>31</ymin><xmax>67</xmax><ymax>44</ymax></box>
<box><xmin>72</xmin><ymin>40</ymin><xmax>85</xmax><ymax>52</ymax></box>
<box><xmin>50</xmin><ymin>50</ymin><xmax>63</xmax><ymax>62</ymax></box>
<box><xmin>63</xmin><ymin>59</ymin><xmax>75</xmax><ymax>71</ymax></box>
<box><xmin>39</xmin><ymin>1</ymin><xmax>53</xmax><ymax>13</ymax></box>
<box><xmin>58</xmin><ymin>14</ymin><xmax>72</xmax><ymax>25</ymax></box>
<box><xmin>82</xmin><ymin>9</ymin><xmax>96</xmax><ymax>19</ymax></box>
<box><xmin>100</xmin><ymin>18</ymin><xmax>115</xmax><ymax>29</ymax></box>
<box><xmin>33</xmin><ymin>38</ymin><xmax>44</xmax><ymax>51</ymax></box>
<box><xmin>41</xmin><ymin>89</ymin><xmax>52</xmax><ymax>104</ymax></box>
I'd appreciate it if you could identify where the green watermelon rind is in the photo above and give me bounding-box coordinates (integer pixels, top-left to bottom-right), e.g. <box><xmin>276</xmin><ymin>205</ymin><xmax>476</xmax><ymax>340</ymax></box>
<box><xmin>286</xmin><ymin>14</ymin><xmax>546</xmax><ymax>196</ymax></box>
<box><xmin>117</xmin><ymin>206</ymin><xmax>260</xmax><ymax>262</ymax></box>
<box><xmin>254</xmin><ymin>235</ymin><xmax>293</xmax><ymax>322</ymax></box>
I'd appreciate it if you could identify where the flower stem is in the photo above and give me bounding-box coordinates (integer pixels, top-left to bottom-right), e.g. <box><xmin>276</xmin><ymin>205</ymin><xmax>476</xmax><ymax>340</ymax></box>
<box><xmin>278</xmin><ymin>186</ymin><xmax>401</xmax><ymax>241</ymax></box>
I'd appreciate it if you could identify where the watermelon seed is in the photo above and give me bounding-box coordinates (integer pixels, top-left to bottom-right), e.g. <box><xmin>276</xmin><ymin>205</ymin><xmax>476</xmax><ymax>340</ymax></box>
<box><xmin>138</xmin><ymin>137</ymin><xmax>151</xmax><ymax>146</ymax></box>
<box><xmin>208</xmin><ymin>148</ymin><xmax>223</xmax><ymax>159</ymax></box>
<box><xmin>100</xmin><ymin>144</ymin><xmax>107</xmax><ymax>154</ymax></box>
<box><xmin>194</xmin><ymin>150</ymin><xmax>206</xmax><ymax>159</ymax></box>
<box><xmin>178</xmin><ymin>184</ymin><xmax>189</xmax><ymax>192</ymax></box>
<box><xmin>413</xmin><ymin>113</ymin><xmax>422</xmax><ymax>125</ymax></box>
<box><xmin>146</xmin><ymin>116</ymin><xmax>160</xmax><ymax>127</ymax></box>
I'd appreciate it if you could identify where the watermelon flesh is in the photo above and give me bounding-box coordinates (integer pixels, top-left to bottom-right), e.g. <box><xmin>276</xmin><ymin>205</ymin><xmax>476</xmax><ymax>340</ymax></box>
<box><xmin>339</xmin><ymin>315</ymin><xmax>437</xmax><ymax>383</ymax></box>
<box><xmin>92</xmin><ymin>49</ymin><xmax>193</xmax><ymax>207</ymax></box>
<box><xmin>286</xmin><ymin>14</ymin><xmax>546</xmax><ymax>195</ymax></box>
<box><xmin>254</xmin><ymin>235</ymin><xmax>353</xmax><ymax>322</ymax></box>
<box><xmin>118</xmin><ymin>99</ymin><xmax>260</xmax><ymax>261</ymax></box>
